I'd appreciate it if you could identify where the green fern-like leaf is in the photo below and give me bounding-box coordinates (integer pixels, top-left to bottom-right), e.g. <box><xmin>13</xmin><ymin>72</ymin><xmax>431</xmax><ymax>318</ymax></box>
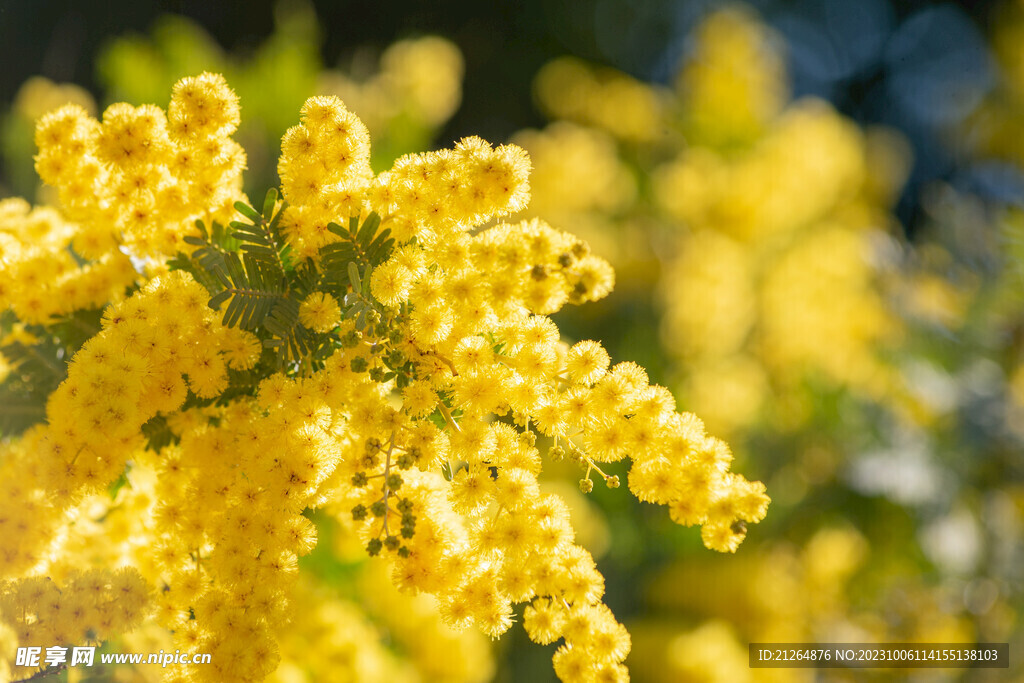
<box><xmin>213</xmin><ymin>252</ymin><xmax>287</xmax><ymax>331</ymax></box>
<box><xmin>175</xmin><ymin>193</ymin><xmax>397</xmax><ymax>372</ymax></box>
<box><xmin>263</xmin><ymin>298</ymin><xmax>314</xmax><ymax>366</ymax></box>
<box><xmin>289</xmin><ymin>261</ymin><xmax>321</xmax><ymax>302</ymax></box>
<box><xmin>319</xmin><ymin>239</ymin><xmax>360</xmax><ymax>295</ymax></box>
<box><xmin>230</xmin><ymin>189</ymin><xmax>291</xmax><ymax>274</ymax></box>
<box><xmin>318</xmin><ymin>212</ymin><xmax>394</xmax><ymax>296</ymax></box>
<box><xmin>141</xmin><ymin>414</ymin><xmax>179</xmax><ymax>452</ymax></box>
<box><xmin>170</xmin><ymin>219</ymin><xmax>242</xmax><ymax>295</ymax></box>
<box><xmin>355</xmin><ymin>212</ymin><xmax>381</xmax><ymax>245</ymax></box>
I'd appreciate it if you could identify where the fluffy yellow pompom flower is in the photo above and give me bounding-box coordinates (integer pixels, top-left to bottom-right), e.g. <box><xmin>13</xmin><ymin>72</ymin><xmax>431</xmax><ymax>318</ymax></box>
<box><xmin>222</xmin><ymin>328</ymin><xmax>264</xmax><ymax>370</ymax></box>
<box><xmin>299</xmin><ymin>291</ymin><xmax>342</xmax><ymax>333</ymax></box>
<box><xmin>370</xmin><ymin>259</ymin><xmax>414</xmax><ymax>306</ymax></box>
<box><xmin>33</xmin><ymin>70</ymin><xmax>247</xmax><ymax>258</ymax></box>
<box><xmin>565</xmin><ymin>340</ymin><xmax>611</xmax><ymax>385</ymax></box>
<box><xmin>168</xmin><ymin>71</ymin><xmax>241</xmax><ymax>138</ymax></box>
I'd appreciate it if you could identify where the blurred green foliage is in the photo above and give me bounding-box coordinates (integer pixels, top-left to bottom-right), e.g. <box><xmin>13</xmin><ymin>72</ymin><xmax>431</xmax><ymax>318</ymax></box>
<box><xmin>97</xmin><ymin>3</ymin><xmax>321</xmax><ymax>194</ymax></box>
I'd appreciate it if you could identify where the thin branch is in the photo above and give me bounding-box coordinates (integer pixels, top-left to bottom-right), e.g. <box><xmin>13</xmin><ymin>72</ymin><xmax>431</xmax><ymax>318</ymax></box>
<box><xmin>437</xmin><ymin>401</ymin><xmax>460</xmax><ymax>433</ymax></box>
<box><xmin>15</xmin><ymin>663</ymin><xmax>67</xmax><ymax>682</ymax></box>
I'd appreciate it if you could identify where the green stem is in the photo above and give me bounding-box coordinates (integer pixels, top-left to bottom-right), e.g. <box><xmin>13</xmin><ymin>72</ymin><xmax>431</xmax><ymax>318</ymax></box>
<box><xmin>437</xmin><ymin>401</ymin><xmax>460</xmax><ymax>433</ymax></box>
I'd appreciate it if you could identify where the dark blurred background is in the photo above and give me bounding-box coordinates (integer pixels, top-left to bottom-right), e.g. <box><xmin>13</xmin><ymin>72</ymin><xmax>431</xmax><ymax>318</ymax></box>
<box><xmin>1</xmin><ymin>0</ymin><xmax>1017</xmax><ymax>227</ymax></box>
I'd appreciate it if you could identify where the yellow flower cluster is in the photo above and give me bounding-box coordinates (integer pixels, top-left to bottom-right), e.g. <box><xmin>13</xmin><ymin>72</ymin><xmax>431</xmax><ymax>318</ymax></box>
<box><xmin>511</xmin><ymin>123</ymin><xmax>637</xmax><ymax>264</ymax></box>
<box><xmin>347</xmin><ymin>563</ymin><xmax>494</xmax><ymax>683</ymax></box>
<box><xmin>278</xmin><ymin>94</ymin><xmax>531</xmax><ymax>260</ymax></box>
<box><xmin>0</xmin><ymin>433</ymin><xmax>64</xmax><ymax>577</ymax></box>
<box><xmin>520</xmin><ymin>6</ymin><xmax>910</xmax><ymax>435</ymax></box>
<box><xmin>33</xmin><ymin>72</ymin><xmax>247</xmax><ymax>259</ymax></box>
<box><xmin>964</xmin><ymin>0</ymin><xmax>1024</xmax><ymax>166</ymax></box>
<box><xmin>1</xmin><ymin>568</ymin><xmax>149</xmax><ymax>680</ymax></box>
<box><xmin>631</xmin><ymin>526</ymin><xmax>975</xmax><ymax>683</ymax></box>
<box><xmin>10</xmin><ymin>77</ymin><xmax>96</xmax><ymax>124</ymax></box>
<box><xmin>1</xmin><ymin>75</ymin><xmax>96</xmax><ymax>201</ymax></box>
<box><xmin>675</xmin><ymin>6</ymin><xmax>788</xmax><ymax>147</ymax></box>
<box><xmin>0</xmin><ymin>198</ymin><xmax>138</xmax><ymax>324</ymax></box>
<box><xmin>90</xmin><ymin>12</ymin><xmax>466</xmax><ymax>191</ymax></box>
<box><xmin>653</xmin><ymin>10</ymin><xmax>908</xmax><ymax>433</ymax></box>
<box><xmin>31</xmin><ymin>273</ymin><xmax>238</xmax><ymax>499</ymax></box>
<box><xmin>270</xmin><ymin>565</ymin><xmax>493</xmax><ymax>683</ymax></box>
<box><xmin>534</xmin><ymin>57</ymin><xmax>667</xmax><ymax>143</ymax></box>
<box><xmin>271</xmin><ymin>578</ymin><xmax>413</xmax><ymax>683</ymax></box>
<box><xmin>0</xmin><ymin>73</ymin><xmax>768</xmax><ymax>682</ymax></box>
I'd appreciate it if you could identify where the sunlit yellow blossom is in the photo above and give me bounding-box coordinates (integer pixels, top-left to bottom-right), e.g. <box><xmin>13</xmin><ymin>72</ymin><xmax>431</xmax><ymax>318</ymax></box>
<box><xmin>299</xmin><ymin>291</ymin><xmax>342</xmax><ymax>333</ymax></box>
<box><xmin>0</xmin><ymin>73</ymin><xmax>766</xmax><ymax>683</ymax></box>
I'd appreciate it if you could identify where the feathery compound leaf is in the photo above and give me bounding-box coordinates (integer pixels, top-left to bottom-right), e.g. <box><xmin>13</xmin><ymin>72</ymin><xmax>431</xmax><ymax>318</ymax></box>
<box><xmin>262</xmin><ymin>187</ymin><xmax>279</xmax><ymax>222</ymax></box>
<box><xmin>262</xmin><ymin>298</ymin><xmax>314</xmax><ymax>367</ymax></box>
<box><xmin>211</xmin><ymin>250</ymin><xmax>287</xmax><ymax>331</ymax></box>
<box><xmin>356</xmin><ymin>212</ymin><xmax>382</xmax><ymax>245</ymax></box>
<box><xmin>319</xmin><ymin>242</ymin><xmax>359</xmax><ymax>293</ymax></box>
<box><xmin>290</xmin><ymin>262</ymin><xmax>320</xmax><ymax>300</ymax></box>
<box><xmin>208</xmin><ymin>290</ymin><xmax>233</xmax><ymax>310</ymax></box>
<box><xmin>174</xmin><ymin>220</ymin><xmax>241</xmax><ymax>295</ymax></box>
<box><xmin>317</xmin><ymin>213</ymin><xmax>394</xmax><ymax>296</ymax></box>
<box><xmin>347</xmin><ymin>262</ymin><xmax>362</xmax><ymax>292</ymax></box>
<box><xmin>326</xmin><ymin>221</ymin><xmax>348</xmax><ymax>239</ymax></box>
<box><xmin>321</xmin><ymin>241</ymin><xmax>359</xmax><ymax>264</ymax></box>
<box><xmin>223</xmin><ymin>287</ymin><xmax>281</xmax><ymax>330</ymax></box>
<box><xmin>234</xmin><ymin>201</ymin><xmax>262</xmax><ymax>223</ymax></box>
<box><xmin>229</xmin><ymin>198</ymin><xmax>291</xmax><ymax>278</ymax></box>
<box><xmin>210</xmin><ymin>264</ymin><xmax>231</xmax><ymax>289</ymax></box>
<box><xmin>365</xmin><ymin>229</ymin><xmax>395</xmax><ymax>266</ymax></box>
